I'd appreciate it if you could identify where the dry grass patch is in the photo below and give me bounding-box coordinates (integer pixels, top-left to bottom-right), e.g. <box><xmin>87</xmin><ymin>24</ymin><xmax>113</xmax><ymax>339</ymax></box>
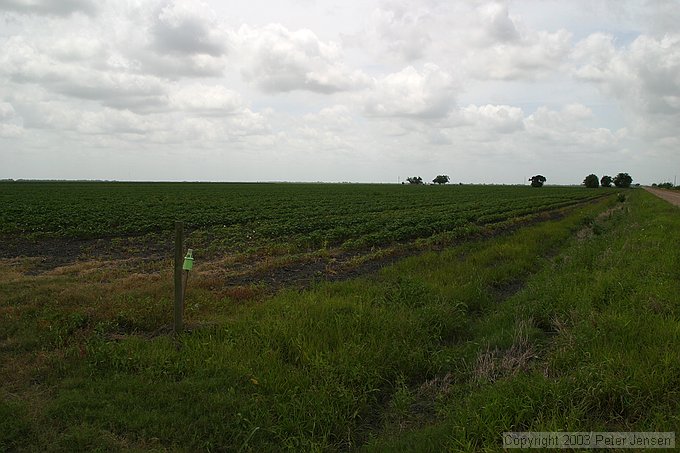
<box><xmin>474</xmin><ymin>319</ymin><xmax>537</xmax><ymax>383</ymax></box>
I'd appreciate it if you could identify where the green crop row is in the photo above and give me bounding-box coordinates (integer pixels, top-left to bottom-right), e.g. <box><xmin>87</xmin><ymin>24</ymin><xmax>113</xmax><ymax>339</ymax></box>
<box><xmin>0</xmin><ymin>182</ymin><xmax>606</xmax><ymax>251</ymax></box>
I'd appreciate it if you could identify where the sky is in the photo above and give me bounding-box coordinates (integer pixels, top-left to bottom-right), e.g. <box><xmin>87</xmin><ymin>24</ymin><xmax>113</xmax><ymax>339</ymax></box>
<box><xmin>0</xmin><ymin>0</ymin><xmax>679</xmax><ymax>184</ymax></box>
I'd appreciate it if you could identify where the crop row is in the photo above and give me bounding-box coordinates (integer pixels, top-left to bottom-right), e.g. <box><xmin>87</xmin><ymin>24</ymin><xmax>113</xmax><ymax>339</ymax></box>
<box><xmin>0</xmin><ymin>182</ymin><xmax>604</xmax><ymax>251</ymax></box>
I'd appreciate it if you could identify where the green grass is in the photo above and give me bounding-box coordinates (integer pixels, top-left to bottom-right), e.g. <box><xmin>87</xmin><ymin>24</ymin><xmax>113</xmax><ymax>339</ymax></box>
<box><xmin>2</xmin><ymin>188</ymin><xmax>678</xmax><ymax>451</ymax></box>
<box><xmin>365</xmin><ymin>190</ymin><xmax>680</xmax><ymax>451</ymax></box>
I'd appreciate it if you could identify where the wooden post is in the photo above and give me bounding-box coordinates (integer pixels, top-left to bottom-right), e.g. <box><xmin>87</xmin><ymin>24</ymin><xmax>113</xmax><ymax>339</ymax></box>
<box><xmin>174</xmin><ymin>221</ymin><xmax>184</xmax><ymax>333</ymax></box>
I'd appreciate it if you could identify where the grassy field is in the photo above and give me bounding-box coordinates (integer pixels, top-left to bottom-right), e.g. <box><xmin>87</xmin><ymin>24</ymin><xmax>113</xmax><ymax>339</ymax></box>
<box><xmin>1</xmin><ymin>183</ymin><xmax>678</xmax><ymax>451</ymax></box>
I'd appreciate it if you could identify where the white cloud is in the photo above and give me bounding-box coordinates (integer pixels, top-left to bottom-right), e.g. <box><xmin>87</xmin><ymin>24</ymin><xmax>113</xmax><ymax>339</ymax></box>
<box><xmin>165</xmin><ymin>111</ymin><xmax>270</xmax><ymax>143</ymax></box>
<box><xmin>132</xmin><ymin>51</ymin><xmax>227</xmax><ymax>79</ymax></box>
<box><xmin>292</xmin><ymin>105</ymin><xmax>359</xmax><ymax>152</ymax></box>
<box><xmin>0</xmin><ymin>102</ymin><xmax>16</xmax><ymax>120</ymax></box>
<box><xmin>460</xmin><ymin>104</ymin><xmax>525</xmax><ymax>133</ymax></box>
<box><xmin>8</xmin><ymin>93</ymin><xmax>271</xmax><ymax>146</ymax></box>
<box><xmin>524</xmin><ymin>104</ymin><xmax>618</xmax><ymax>149</ymax></box>
<box><xmin>0</xmin><ymin>0</ymin><xmax>677</xmax><ymax>183</ymax></box>
<box><xmin>168</xmin><ymin>84</ymin><xmax>243</xmax><ymax>113</ymax></box>
<box><xmin>303</xmin><ymin>105</ymin><xmax>353</xmax><ymax>130</ymax></box>
<box><xmin>426</xmin><ymin>102</ymin><xmax>619</xmax><ymax>160</ymax></box>
<box><xmin>104</xmin><ymin>0</ymin><xmax>231</xmax><ymax>78</ymax></box>
<box><xmin>425</xmin><ymin>101</ymin><xmax>618</xmax><ymax>159</ymax></box>
<box><xmin>396</xmin><ymin>0</ymin><xmax>570</xmax><ymax>81</ymax></box>
<box><xmin>357</xmin><ymin>1</ymin><xmax>572</xmax><ymax>81</ymax></box>
<box><xmin>151</xmin><ymin>0</ymin><xmax>228</xmax><ymax>57</ymax></box>
<box><xmin>369</xmin><ymin>1</ymin><xmax>433</xmax><ymax>61</ymax></box>
<box><xmin>47</xmin><ymin>35</ymin><xmax>105</xmax><ymax>61</ymax></box>
<box><xmin>0</xmin><ymin>27</ymin><xmax>234</xmax><ymax>114</ymax></box>
<box><xmin>0</xmin><ymin>123</ymin><xmax>22</xmax><ymax>138</ymax></box>
<box><xmin>573</xmin><ymin>32</ymin><xmax>680</xmax><ymax>143</ymax></box>
<box><xmin>476</xmin><ymin>1</ymin><xmax>520</xmax><ymax>44</ymax></box>
<box><xmin>0</xmin><ymin>36</ymin><xmax>168</xmax><ymax>111</ymax></box>
<box><xmin>362</xmin><ymin>63</ymin><xmax>456</xmax><ymax>118</ymax></box>
<box><xmin>0</xmin><ymin>101</ymin><xmax>23</xmax><ymax>137</ymax></box>
<box><xmin>238</xmin><ymin>24</ymin><xmax>369</xmax><ymax>93</ymax></box>
<box><xmin>465</xmin><ymin>28</ymin><xmax>573</xmax><ymax>80</ymax></box>
<box><xmin>222</xmin><ymin>109</ymin><xmax>271</xmax><ymax>137</ymax></box>
<box><xmin>76</xmin><ymin>108</ymin><xmax>159</xmax><ymax>135</ymax></box>
<box><xmin>640</xmin><ymin>0</ymin><xmax>680</xmax><ymax>36</ymax></box>
<box><xmin>0</xmin><ymin>0</ymin><xmax>98</xmax><ymax>16</ymax></box>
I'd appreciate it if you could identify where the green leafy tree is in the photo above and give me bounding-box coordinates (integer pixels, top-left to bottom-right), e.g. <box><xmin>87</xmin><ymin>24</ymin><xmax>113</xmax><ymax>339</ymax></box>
<box><xmin>583</xmin><ymin>174</ymin><xmax>599</xmax><ymax>188</ymax></box>
<box><xmin>406</xmin><ymin>176</ymin><xmax>423</xmax><ymax>185</ymax></box>
<box><xmin>529</xmin><ymin>175</ymin><xmax>546</xmax><ymax>188</ymax></box>
<box><xmin>600</xmin><ymin>175</ymin><xmax>613</xmax><ymax>188</ymax></box>
<box><xmin>432</xmin><ymin>175</ymin><xmax>450</xmax><ymax>185</ymax></box>
<box><xmin>613</xmin><ymin>172</ymin><xmax>633</xmax><ymax>188</ymax></box>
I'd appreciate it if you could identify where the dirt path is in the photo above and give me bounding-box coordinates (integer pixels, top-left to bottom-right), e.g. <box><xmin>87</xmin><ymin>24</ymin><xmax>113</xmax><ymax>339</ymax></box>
<box><xmin>644</xmin><ymin>187</ymin><xmax>680</xmax><ymax>207</ymax></box>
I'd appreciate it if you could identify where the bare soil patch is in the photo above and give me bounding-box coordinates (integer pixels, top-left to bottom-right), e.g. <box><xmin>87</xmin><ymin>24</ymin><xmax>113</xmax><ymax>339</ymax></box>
<box><xmin>0</xmin><ymin>234</ymin><xmax>172</xmax><ymax>275</ymax></box>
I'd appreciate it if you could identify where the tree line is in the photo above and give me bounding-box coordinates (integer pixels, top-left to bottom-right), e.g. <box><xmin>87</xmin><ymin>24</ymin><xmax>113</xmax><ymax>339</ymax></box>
<box><xmin>583</xmin><ymin>173</ymin><xmax>633</xmax><ymax>188</ymax></box>
<box><xmin>405</xmin><ymin>175</ymin><xmax>450</xmax><ymax>185</ymax></box>
<box><xmin>403</xmin><ymin>172</ymin><xmax>636</xmax><ymax>188</ymax></box>
<box><xmin>651</xmin><ymin>182</ymin><xmax>675</xmax><ymax>189</ymax></box>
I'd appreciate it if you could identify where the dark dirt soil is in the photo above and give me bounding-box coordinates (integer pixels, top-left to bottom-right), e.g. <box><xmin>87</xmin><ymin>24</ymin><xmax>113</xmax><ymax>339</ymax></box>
<box><xmin>0</xmin><ymin>234</ymin><xmax>172</xmax><ymax>275</ymax></box>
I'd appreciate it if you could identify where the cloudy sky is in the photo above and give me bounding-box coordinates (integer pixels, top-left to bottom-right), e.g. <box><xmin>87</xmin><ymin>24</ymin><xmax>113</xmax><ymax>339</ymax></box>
<box><xmin>1</xmin><ymin>0</ymin><xmax>678</xmax><ymax>184</ymax></box>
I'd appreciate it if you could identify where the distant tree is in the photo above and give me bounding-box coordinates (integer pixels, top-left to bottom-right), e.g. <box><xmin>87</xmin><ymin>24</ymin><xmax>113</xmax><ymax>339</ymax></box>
<box><xmin>406</xmin><ymin>176</ymin><xmax>424</xmax><ymax>185</ymax></box>
<box><xmin>658</xmin><ymin>182</ymin><xmax>674</xmax><ymax>189</ymax></box>
<box><xmin>432</xmin><ymin>175</ymin><xmax>450</xmax><ymax>185</ymax></box>
<box><xmin>600</xmin><ymin>175</ymin><xmax>613</xmax><ymax>188</ymax></box>
<box><xmin>613</xmin><ymin>172</ymin><xmax>633</xmax><ymax>188</ymax></box>
<box><xmin>529</xmin><ymin>175</ymin><xmax>547</xmax><ymax>187</ymax></box>
<box><xmin>583</xmin><ymin>174</ymin><xmax>599</xmax><ymax>188</ymax></box>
